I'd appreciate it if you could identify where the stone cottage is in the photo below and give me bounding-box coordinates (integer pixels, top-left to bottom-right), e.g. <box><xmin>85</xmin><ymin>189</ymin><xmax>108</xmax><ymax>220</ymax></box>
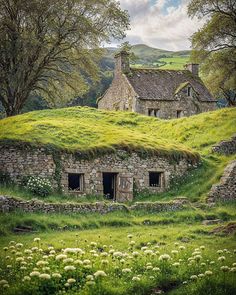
<box><xmin>0</xmin><ymin>145</ymin><xmax>197</xmax><ymax>202</ymax></box>
<box><xmin>97</xmin><ymin>51</ymin><xmax>217</xmax><ymax>118</ymax></box>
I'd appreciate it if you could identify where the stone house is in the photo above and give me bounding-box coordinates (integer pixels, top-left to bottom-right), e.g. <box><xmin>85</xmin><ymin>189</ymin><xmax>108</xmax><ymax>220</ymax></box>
<box><xmin>97</xmin><ymin>51</ymin><xmax>217</xmax><ymax>118</ymax></box>
<box><xmin>0</xmin><ymin>145</ymin><xmax>196</xmax><ymax>202</ymax></box>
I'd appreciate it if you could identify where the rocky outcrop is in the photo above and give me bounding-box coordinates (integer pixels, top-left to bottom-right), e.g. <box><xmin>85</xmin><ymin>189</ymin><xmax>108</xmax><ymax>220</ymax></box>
<box><xmin>208</xmin><ymin>160</ymin><xmax>236</xmax><ymax>203</ymax></box>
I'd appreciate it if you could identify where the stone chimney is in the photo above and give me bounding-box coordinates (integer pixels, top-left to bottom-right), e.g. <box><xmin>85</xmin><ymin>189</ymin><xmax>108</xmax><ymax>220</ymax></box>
<box><xmin>114</xmin><ymin>50</ymin><xmax>130</xmax><ymax>75</ymax></box>
<box><xmin>185</xmin><ymin>63</ymin><xmax>199</xmax><ymax>76</ymax></box>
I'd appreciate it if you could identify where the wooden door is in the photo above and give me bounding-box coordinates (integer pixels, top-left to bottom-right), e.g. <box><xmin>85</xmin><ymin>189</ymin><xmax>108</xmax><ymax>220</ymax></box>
<box><xmin>117</xmin><ymin>174</ymin><xmax>133</xmax><ymax>202</ymax></box>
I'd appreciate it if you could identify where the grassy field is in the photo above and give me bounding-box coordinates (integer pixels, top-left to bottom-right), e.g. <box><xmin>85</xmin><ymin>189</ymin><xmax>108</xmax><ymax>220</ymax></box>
<box><xmin>0</xmin><ymin>204</ymin><xmax>236</xmax><ymax>294</ymax></box>
<box><xmin>158</xmin><ymin>56</ymin><xmax>190</xmax><ymax>70</ymax></box>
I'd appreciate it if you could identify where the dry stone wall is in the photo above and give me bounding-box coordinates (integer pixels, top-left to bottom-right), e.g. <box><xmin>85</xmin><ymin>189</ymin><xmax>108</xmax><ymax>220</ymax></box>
<box><xmin>208</xmin><ymin>160</ymin><xmax>236</xmax><ymax>203</ymax></box>
<box><xmin>0</xmin><ymin>145</ymin><xmax>193</xmax><ymax>202</ymax></box>
<box><xmin>0</xmin><ymin>195</ymin><xmax>188</xmax><ymax>214</ymax></box>
<box><xmin>212</xmin><ymin>135</ymin><xmax>236</xmax><ymax>155</ymax></box>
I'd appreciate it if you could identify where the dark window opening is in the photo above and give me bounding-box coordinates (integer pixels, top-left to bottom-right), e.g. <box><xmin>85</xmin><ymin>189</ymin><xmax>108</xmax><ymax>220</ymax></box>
<box><xmin>103</xmin><ymin>173</ymin><xmax>117</xmax><ymax>200</ymax></box>
<box><xmin>68</xmin><ymin>173</ymin><xmax>84</xmax><ymax>191</ymax></box>
<box><xmin>177</xmin><ymin>110</ymin><xmax>183</xmax><ymax>118</ymax></box>
<box><xmin>149</xmin><ymin>172</ymin><xmax>162</xmax><ymax>187</ymax></box>
<box><xmin>148</xmin><ymin>109</ymin><xmax>160</xmax><ymax>117</ymax></box>
<box><xmin>187</xmin><ymin>87</ymin><xmax>191</xmax><ymax>96</ymax></box>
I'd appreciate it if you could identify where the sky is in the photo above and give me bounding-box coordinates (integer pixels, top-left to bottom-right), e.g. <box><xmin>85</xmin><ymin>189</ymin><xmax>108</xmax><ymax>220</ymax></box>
<box><xmin>114</xmin><ymin>0</ymin><xmax>204</xmax><ymax>51</ymax></box>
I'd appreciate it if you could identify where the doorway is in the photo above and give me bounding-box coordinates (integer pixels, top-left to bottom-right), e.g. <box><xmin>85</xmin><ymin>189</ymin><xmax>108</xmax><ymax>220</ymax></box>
<box><xmin>103</xmin><ymin>173</ymin><xmax>117</xmax><ymax>200</ymax></box>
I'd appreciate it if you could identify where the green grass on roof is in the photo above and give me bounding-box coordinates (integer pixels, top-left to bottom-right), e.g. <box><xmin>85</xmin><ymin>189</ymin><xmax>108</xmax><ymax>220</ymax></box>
<box><xmin>0</xmin><ymin>107</ymin><xmax>235</xmax><ymax>161</ymax></box>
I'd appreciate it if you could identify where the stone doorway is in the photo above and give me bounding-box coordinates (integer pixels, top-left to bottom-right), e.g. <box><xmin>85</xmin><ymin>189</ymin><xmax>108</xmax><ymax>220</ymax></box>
<box><xmin>103</xmin><ymin>173</ymin><xmax>117</xmax><ymax>200</ymax></box>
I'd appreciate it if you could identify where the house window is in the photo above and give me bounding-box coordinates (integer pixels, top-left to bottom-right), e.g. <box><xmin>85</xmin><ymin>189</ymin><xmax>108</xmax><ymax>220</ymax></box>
<box><xmin>149</xmin><ymin>172</ymin><xmax>163</xmax><ymax>187</ymax></box>
<box><xmin>177</xmin><ymin>110</ymin><xmax>183</xmax><ymax>118</ymax></box>
<box><xmin>148</xmin><ymin>109</ymin><xmax>160</xmax><ymax>117</ymax></box>
<box><xmin>187</xmin><ymin>87</ymin><xmax>191</xmax><ymax>96</ymax></box>
<box><xmin>68</xmin><ymin>173</ymin><xmax>84</xmax><ymax>191</ymax></box>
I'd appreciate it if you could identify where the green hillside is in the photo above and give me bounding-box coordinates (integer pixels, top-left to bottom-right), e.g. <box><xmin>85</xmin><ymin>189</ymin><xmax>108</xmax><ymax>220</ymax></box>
<box><xmin>0</xmin><ymin>107</ymin><xmax>235</xmax><ymax>159</ymax></box>
<box><xmin>105</xmin><ymin>44</ymin><xmax>190</xmax><ymax>70</ymax></box>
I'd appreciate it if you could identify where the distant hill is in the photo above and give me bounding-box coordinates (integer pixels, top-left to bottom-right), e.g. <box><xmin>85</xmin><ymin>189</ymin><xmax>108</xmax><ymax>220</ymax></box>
<box><xmin>105</xmin><ymin>44</ymin><xmax>190</xmax><ymax>70</ymax></box>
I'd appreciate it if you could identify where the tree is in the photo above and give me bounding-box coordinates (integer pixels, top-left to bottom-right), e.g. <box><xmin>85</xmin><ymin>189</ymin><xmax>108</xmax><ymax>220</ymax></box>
<box><xmin>188</xmin><ymin>0</ymin><xmax>236</xmax><ymax>106</ymax></box>
<box><xmin>0</xmin><ymin>0</ymin><xmax>129</xmax><ymax>116</ymax></box>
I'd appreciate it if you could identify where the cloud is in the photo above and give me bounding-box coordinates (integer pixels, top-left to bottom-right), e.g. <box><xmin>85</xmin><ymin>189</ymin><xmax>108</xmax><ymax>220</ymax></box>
<box><xmin>118</xmin><ymin>0</ymin><xmax>204</xmax><ymax>51</ymax></box>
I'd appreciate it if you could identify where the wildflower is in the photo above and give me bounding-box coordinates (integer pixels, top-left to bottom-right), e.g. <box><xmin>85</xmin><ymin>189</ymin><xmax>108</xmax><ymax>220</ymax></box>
<box><xmin>56</xmin><ymin>254</ymin><xmax>67</xmax><ymax>261</ymax></box>
<box><xmin>24</xmin><ymin>249</ymin><xmax>32</xmax><ymax>255</ymax></box>
<box><xmin>200</xmin><ymin>246</ymin><xmax>205</xmax><ymax>250</ymax></box>
<box><xmin>218</xmin><ymin>256</ymin><xmax>226</xmax><ymax>262</ymax></box>
<box><xmin>22</xmin><ymin>276</ymin><xmax>31</xmax><ymax>282</ymax></box>
<box><xmin>198</xmin><ymin>274</ymin><xmax>204</xmax><ymax>278</ymax></box>
<box><xmin>210</xmin><ymin>261</ymin><xmax>215</xmax><ymax>265</ymax></box>
<box><xmin>171</xmin><ymin>250</ymin><xmax>178</xmax><ymax>255</ymax></box>
<box><xmin>36</xmin><ymin>260</ymin><xmax>48</xmax><ymax>267</ymax></box>
<box><xmin>221</xmin><ymin>266</ymin><xmax>229</xmax><ymax>272</ymax></box>
<box><xmin>34</xmin><ymin>238</ymin><xmax>41</xmax><ymax>242</ymax></box>
<box><xmin>39</xmin><ymin>273</ymin><xmax>51</xmax><ymax>280</ymax></box>
<box><xmin>3</xmin><ymin>284</ymin><xmax>9</xmax><ymax>289</ymax></box>
<box><xmin>194</xmin><ymin>255</ymin><xmax>202</xmax><ymax>262</ymax></box>
<box><xmin>83</xmin><ymin>259</ymin><xmax>91</xmax><ymax>265</ymax></box>
<box><xmin>86</xmin><ymin>275</ymin><xmax>94</xmax><ymax>281</ymax></box>
<box><xmin>52</xmin><ymin>273</ymin><xmax>62</xmax><ymax>279</ymax></box>
<box><xmin>64</xmin><ymin>265</ymin><xmax>76</xmax><ymax>271</ymax></box>
<box><xmin>30</xmin><ymin>271</ymin><xmax>41</xmax><ymax>277</ymax></box>
<box><xmin>16</xmin><ymin>257</ymin><xmax>24</xmax><ymax>262</ymax></box>
<box><xmin>205</xmin><ymin>270</ymin><xmax>213</xmax><ymax>276</ymax></box>
<box><xmin>122</xmin><ymin>268</ymin><xmax>132</xmax><ymax>273</ymax></box>
<box><xmin>230</xmin><ymin>267</ymin><xmax>236</xmax><ymax>272</ymax></box>
<box><xmin>132</xmin><ymin>251</ymin><xmax>139</xmax><ymax>257</ymax></box>
<box><xmin>94</xmin><ymin>270</ymin><xmax>107</xmax><ymax>278</ymax></box>
<box><xmin>74</xmin><ymin>259</ymin><xmax>83</xmax><ymax>265</ymax></box>
<box><xmin>153</xmin><ymin>267</ymin><xmax>160</xmax><ymax>271</ymax></box>
<box><xmin>86</xmin><ymin>280</ymin><xmax>95</xmax><ymax>286</ymax></box>
<box><xmin>113</xmin><ymin>251</ymin><xmax>123</xmax><ymax>258</ymax></box>
<box><xmin>190</xmin><ymin>275</ymin><xmax>198</xmax><ymax>281</ymax></box>
<box><xmin>179</xmin><ymin>246</ymin><xmax>185</xmax><ymax>250</ymax></box>
<box><xmin>217</xmin><ymin>250</ymin><xmax>223</xmax><ymax>255</ymax></box>
<box><xmin>67</xmin><ymin>278</ymin><xmax>76</xmax><ymax>284</ymax></box>
<box><xmin>159</xmin><ymin>254</ymin><xmax>171</xmax><ymax>261</ymax></box>
<box><xmin>63</xmin><ymin>258</ymin><xmax>74</xmax><ymax>264</ymax></box>
<box><xmin>129</xmin><ymin>241</ymin><xmax>136</xmax><ymax>246</ymax></box>
<box><xmin>0</xmin><ymin>280</ymin><xmax>8</xmax><ymax>285</ymax></box>
<box><xmin>144</xmin><ymin>250</ymin><xmax>153</xmax><ymax>255</ymax></box>
<box><xmin>127</xmin><ymin>234</ymin><xmax>133</xmax><ymax>239</ymax></box>
<box><xmin>101</xmin><ymin>259</ymin><xmax>109</xmax><ymax>265</ymax></box>
<box><xmin>132</xmin><ymin>276</ymin><xmax>140</xmax><ymax>281</ymax></box>
<box><xmin>16</xmin><ymin>243</ymin><xmax>23</xmax><ymax>248</ymax></box>
<box><xmin>172</xmin><ymin>262</ymin><xmax>180</xmax><ymax>267</ymax></box>
<box><xmin>90</xmin><ymin>242</ymin><xmax>97</xmax><ymax>247</ymax></box>
<box><xmin>146</xmin><ymin>265</ymin><xmax>153</xmax><ymax>270</ymax></box>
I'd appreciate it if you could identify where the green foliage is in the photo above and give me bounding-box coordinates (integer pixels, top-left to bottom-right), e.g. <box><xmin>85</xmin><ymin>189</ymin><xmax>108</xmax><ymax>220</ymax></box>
<box><xmin>26</xmin><ymin>176</ymin><xmax>52</xmax><ymax>197</ymax></box>
<box><xmin>188</xmin><ymin>0</ymin><xmax>236</xmax><ymax>105</ymax></box>
<box><xmin>0</xmin><ymin>0</ymin><xmax>129</xmax><ymax>116</ymax></box>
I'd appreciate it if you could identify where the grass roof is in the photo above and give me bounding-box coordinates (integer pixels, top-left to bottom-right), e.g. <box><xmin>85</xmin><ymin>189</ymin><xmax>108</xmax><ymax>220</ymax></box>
<box><xmin>0</xmin><ymin>107</ymin><xmax>235</xmax><ymax>161</ymax></box>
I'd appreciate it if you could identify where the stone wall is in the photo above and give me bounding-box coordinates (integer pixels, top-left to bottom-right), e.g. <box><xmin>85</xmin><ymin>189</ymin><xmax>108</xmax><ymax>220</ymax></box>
<box><xmin>136</xmin><ymin>97</ymin><xmax>216</xmax><ymax>119</ymax></box>
<box><xmin>0</xmin><ymin>195</ymin><xmax>189</xmax><ymax>214</ymax></box>
<box><xmin>208</xmin><ymin>160</ymin><xmax>236</xmax><ymax>203</ymax></box>
<box><xmin>0</xmin><ymin>146</ymin><xmax>193</xmax><ymax>202</ymax></box>
<box><xmin>212</xmin><ymin>135</ymin><xmax>236</xmax><ymax>155</ymax></box>
<box><xmin>97</xmin><ymin>73</ymin><xmax>137</xmax><ymax>111</ymax></box>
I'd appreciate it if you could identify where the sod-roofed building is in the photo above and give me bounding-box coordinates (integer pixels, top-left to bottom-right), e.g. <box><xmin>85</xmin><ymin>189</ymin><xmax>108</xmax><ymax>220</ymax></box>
<box><xmin>0</xmin><ymin>108</ymin><xmax>199</xmax><ymax>202</ymax></box>
<box><xmin>97</xmin><ymin>51</ymin><xmax>217</xmax><ymax>118</ymax></box>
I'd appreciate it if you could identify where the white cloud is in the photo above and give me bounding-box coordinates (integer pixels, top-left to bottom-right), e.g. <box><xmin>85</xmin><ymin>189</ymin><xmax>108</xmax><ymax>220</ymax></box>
<box><xmin>118</xmin><ymin>0</ymin><xmax>204</xmax><ymax>51</ymax></box>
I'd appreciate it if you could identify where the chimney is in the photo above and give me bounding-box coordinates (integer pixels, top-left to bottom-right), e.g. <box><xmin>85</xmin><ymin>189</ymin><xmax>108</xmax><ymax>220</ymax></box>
<box><xmin>114</xmin><ymin>50</ymin><xmax>130</xmax><ymax>75</ymax></box>
<box><xmin>185</xmin><ymin>63</ymin><xmax>199</xmax><ymax>76</ymax></box>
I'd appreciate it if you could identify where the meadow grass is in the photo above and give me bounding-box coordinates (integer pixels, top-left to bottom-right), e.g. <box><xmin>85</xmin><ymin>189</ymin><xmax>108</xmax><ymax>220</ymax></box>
<box><xmin>0</xmin><ymin>207</ymin><xmax>235</xmax><ymax>295</ymax></box>
<box><xmin>158</xmin><ymin>56</ymin><xmax>190</xmax><ymax>70</ymax></box>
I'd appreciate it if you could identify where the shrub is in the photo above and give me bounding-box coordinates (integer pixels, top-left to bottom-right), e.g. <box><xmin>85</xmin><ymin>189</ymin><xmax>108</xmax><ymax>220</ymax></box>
<box><xmin>26</xmin><ymin>176</ymin><xmax>52</xmax><ymax>197</ymax></box>
<box><xmin>0</xmin><ymin>171</ymin><xmax>11</xmax><ymax>184</ymax></box>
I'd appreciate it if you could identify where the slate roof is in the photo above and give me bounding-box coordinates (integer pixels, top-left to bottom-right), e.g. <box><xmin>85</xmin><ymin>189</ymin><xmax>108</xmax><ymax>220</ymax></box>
<box><xmin>126</xmin><ymin>68</ymin><xmax>215</xmax><ymax>102</ymax></box>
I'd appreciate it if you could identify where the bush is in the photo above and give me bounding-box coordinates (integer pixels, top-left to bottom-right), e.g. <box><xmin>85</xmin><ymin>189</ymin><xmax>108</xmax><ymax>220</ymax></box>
<box><xmin>26</xmin><ymin>176</ymin><xmax>52</xmax><ymax>197</ymax></box>
<box><xmin>0</xmin><ymin>171</ymin><xmax>11</xmax><ymax>184</ymax></box>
